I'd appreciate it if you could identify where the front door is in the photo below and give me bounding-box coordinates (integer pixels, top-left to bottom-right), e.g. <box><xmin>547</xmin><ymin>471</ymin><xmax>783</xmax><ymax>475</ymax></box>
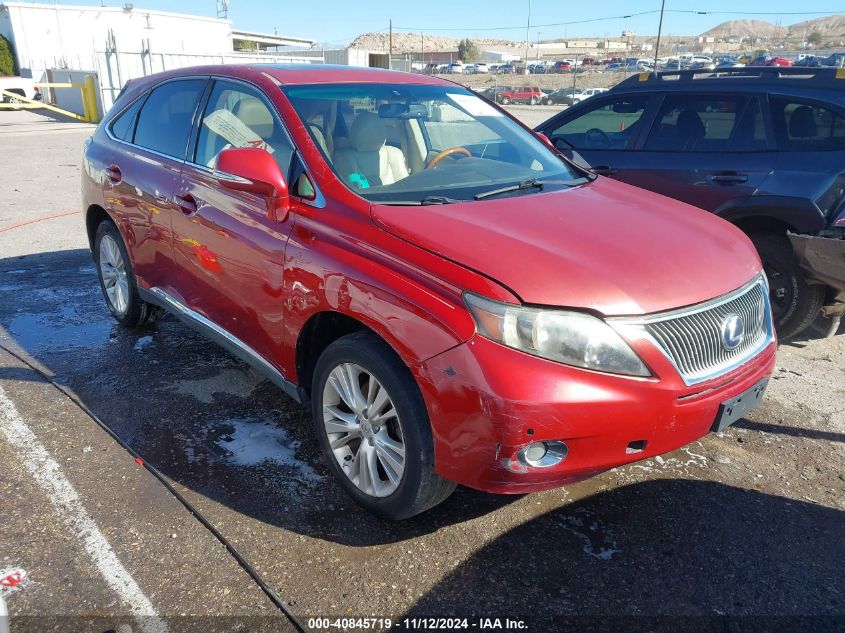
<box><xmin>542</xmin><ymin>94</ymin><xmax>656</xmax><ymax>183</ymax></box>
<box><xmin>624</xmin><ymin>93</ymin><xmax>775</xmax><ymax>213</ymax></box>
<box><xmin>171</xmin><ymin>79</ymin><xmax>296</xmax><ymax>361</ymax></box>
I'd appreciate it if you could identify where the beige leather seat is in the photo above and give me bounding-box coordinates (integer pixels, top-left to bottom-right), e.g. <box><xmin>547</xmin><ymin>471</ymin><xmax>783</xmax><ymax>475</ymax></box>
<box><xmin>234</xmin><ymin>97</ymin><xmax>274</xmax><ymax>139</ymax></box>
<box><xmin>334</xmin><ymin>112</ymin><xmax>409</xmax><ymax>188</ymax></box>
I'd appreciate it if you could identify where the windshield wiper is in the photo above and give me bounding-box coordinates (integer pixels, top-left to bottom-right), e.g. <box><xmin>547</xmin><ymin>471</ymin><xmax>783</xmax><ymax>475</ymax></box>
<box><xmin>378</xmin><ymin>196</ymin><xmax>461</xmax><ymax>206</ymax></box>
<box><xmin>474</xmin><ymin>178</ymin><xmax>544</xmax><ymax>201</ymax></box>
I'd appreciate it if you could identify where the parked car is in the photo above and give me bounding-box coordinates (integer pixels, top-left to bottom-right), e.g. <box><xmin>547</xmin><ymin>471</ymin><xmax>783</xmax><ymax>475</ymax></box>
<box><xmin>446</xmin><ymin>62</ymin><xmax>464</xmax><ymax>74</ymax></box>
<box><xmin>536</xmin><ymin>67</ymin><xmax>845</xmax><ymax>338</ymax></box>
<box><xmin>605</xmin><ymin>63</ymin><xmax>625</xmax><ymax>72</ymax></box>
<box><xmin>550</xmin><ymin>60</ymin><xmax>572</xmax><ymax>73</ymax></box>
<box><xmin>82</xmin><ymin>64</ymin><xmax>777</xmax><ymax>519</ymax></box>
<box><xmin>716</xmin><ymin>60</ymin><xmax>746</xmax><ymax>70</ymax></box>
<box><xmin>476</xmin><ymin>85</ymin><xmax>513</xmax><ymax>102</ymax></box>
<box><xmin>497</xmin><ymin>85</ymin><xmax>544</xmax><ymax>105</ymax></box>
<box><xmin>821</xmin><ymin>53</ymin><xmax>845</xmax><ymax>68</ymax></box>
<box><xmin>0</xmin><ymin>75</ymin><xmax>41</xmax><ymax>106</ymax></box>
<box><xmin>496</xmin><ymin>63</ymin><xmax>515</xmax><ymax>74</ymax></box>
<box><xmin>541</xmin><ymin>88</ymin><xmax>579</xmax><ymax>106</ymax></box>
<box><xmin>573</xmin><ymin>87</ymin><xmax>608</xmax><ymax>103</ymax></box>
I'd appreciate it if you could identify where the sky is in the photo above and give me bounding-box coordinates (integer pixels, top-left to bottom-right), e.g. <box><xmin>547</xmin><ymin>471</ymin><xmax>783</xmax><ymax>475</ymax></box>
<box><xmin>43</xmin><ymin>1</ymin><xmax>845</xmax><ymax>45</ymax></box>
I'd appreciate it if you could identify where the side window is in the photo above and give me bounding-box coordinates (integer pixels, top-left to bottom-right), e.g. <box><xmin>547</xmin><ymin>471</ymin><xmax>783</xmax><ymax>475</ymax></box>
<box><xmin>644</xmin><ymin>94</ymin><xmax>758</xmax><ymax>152</ymax></box>
<box><xmin>110</xmin><ymin>97</ymin><xmax>143</xmax><ymax>142</ymax></box>
<box><xmin>548</xmin><ymin>96</ymin><xmax>650</xmax><ymax>150</ymax></box>
<box><xmin>770</xmin><ymin>97</ymin><xmax>845</xmax><ymax>151</ymax></box>
<box><xmin>195</xmin><ymin>81</ymin><xmax>294</xmax><ymax>176</ymax></box>
<box><xmin>133</xmin><ymin>80</ymin><xmax>205</xmax><ymax>159</ymax></box>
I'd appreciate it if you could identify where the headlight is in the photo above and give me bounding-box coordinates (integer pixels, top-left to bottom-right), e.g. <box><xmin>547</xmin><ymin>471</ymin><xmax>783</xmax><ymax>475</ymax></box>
<box><xmin>464</xmin><ymin>293</ymin><xmax>650</xmax><ymax>377</ymax></box>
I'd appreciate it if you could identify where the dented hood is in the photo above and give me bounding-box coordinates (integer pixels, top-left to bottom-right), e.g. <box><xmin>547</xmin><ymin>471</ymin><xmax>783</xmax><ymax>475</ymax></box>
<box><xmin>372</xmin><ymin>178</ymin><xmax>762</xmax><ymax>316</ymax></box>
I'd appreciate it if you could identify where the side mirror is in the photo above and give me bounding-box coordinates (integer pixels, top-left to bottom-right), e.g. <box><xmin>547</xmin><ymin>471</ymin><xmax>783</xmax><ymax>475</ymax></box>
<box><xmin>215</xmin><ymin>148</ymin><xmax>290</xmax><ymax>221</ymax></box>
<box><xmin>534</xmin><ymin>130</ymin><xmax>559</xmax><ymax>153</ymax></box>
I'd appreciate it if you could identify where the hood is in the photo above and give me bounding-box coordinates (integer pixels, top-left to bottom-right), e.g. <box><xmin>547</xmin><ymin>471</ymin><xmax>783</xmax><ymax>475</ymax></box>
<box><xmin>372</xmin><ymin>178</ymin><xmax>761</xmax><ymax>316</ymax></box>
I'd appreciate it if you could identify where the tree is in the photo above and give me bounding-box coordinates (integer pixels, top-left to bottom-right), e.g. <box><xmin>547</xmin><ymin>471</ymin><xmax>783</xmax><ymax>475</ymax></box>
<box><xmin>458</xmin><ymin>38</ymin><xmax>480</xmax><ymax>63</ymax></box>
<box><xmin>0</xmin><ymin>35</ymin><xmax>16</xmax><ymax>77</ymax></box>
<box><xmin>807</xmin><ymin>31</ymin><xmax>823</xmax><ymax>46</ymax></box>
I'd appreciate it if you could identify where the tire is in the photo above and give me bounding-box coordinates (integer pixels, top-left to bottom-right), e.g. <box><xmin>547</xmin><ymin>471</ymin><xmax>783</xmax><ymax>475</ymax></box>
<box><xmin>94</xmin><ymin>221</ymin><xmax>162</xmax><ymax>327</ymax></box>
<box><xmin>751</xmin><ymin>232</ymin><xmax>825</xmax><ymax>339</ymax></box>
<box><xmin>500</xmin><ymin>96</ymin><xmax>510</xmax><ymax>105</ymax></box>
<box><xmin>311</xmin><ymin>331</ymin><xmax>456</xmax><ymax>520</ymax></box>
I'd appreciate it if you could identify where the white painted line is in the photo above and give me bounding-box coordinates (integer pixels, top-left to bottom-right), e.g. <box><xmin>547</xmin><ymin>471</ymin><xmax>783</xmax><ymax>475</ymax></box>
<box><xmin>0</xmin><ymin>384</ymin><xmax>168</xmax><ymax>633</ymax></box>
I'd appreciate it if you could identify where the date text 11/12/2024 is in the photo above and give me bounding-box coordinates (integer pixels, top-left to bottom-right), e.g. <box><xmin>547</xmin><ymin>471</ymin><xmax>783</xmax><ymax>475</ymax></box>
<box><xmin>307</xmin><ymin>617</ymin><xmax>529</xmax><ymax>630</ymax></box>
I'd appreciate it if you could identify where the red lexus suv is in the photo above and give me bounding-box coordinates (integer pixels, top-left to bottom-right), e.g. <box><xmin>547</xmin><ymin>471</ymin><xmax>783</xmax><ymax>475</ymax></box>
<box><xmin>82</xmin><ymin>65</ymin><xmax>776</xmax><ymax>519</ymax></box>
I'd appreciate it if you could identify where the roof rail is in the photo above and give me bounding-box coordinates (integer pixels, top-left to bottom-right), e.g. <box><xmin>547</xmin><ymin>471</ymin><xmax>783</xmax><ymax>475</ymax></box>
<box><xmin>615</xmin><ymin>66</ymin><xmax>845</xmax><ymax>89</ymax></box>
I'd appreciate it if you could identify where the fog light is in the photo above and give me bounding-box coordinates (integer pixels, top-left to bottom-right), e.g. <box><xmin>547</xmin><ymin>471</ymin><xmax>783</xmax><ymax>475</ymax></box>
<box><xmin>524</xmin><ymin>442</ymin><xmax>548</xmax><ymax>462</ymax></box>
<box><xmin>518</xmin><ymin>440</ymin><xmax>568</xmax><ymax>468</ymax></box>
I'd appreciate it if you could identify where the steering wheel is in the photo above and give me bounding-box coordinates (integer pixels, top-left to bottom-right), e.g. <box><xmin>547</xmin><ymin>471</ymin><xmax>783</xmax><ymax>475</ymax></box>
<box><xmin>426</xmin><ymin>146</ymin><xmax>472</xmax><ymax>169</ymax></box>
<box><xmin>585</xmin><ymin>128</ymin><xmax>612</xmax><ymax>149</ymax></box>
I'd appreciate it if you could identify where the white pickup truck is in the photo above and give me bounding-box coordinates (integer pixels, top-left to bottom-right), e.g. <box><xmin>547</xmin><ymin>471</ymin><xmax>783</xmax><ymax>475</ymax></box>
<box><xmin>0</xmin><ymin>75</ymin><xmax>40</xmax><ymax>105</ymax></box>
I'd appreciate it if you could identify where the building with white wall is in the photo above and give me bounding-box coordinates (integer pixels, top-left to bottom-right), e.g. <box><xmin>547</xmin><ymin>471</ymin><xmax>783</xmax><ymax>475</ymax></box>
<box><xmin>0</xmin><ymin>2</ymin><xmax>317</xmax><ymax>108</ymax></box>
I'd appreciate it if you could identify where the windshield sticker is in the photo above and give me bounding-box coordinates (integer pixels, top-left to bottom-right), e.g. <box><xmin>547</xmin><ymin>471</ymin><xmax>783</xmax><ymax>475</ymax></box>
<box><xmin>203</xmin><ymin>109</ymin><xmax>275</xmax><ymax>154</ymax></box>
<box><xmin>447</xmin><ymin>93</ymin><xmax>503</xmax><ymax>118</ymax></box>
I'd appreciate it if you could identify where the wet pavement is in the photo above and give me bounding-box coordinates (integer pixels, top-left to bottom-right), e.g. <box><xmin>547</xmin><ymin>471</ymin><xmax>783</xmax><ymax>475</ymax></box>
<box><xmin>2</xmin><ymin>244</ymin><xmax>844</xmax><ymax>631</ymax></box>
<box><xmin>0</xmin><ymin>112</ymin><xmax>843</xmax><ymax>632</ymax></box>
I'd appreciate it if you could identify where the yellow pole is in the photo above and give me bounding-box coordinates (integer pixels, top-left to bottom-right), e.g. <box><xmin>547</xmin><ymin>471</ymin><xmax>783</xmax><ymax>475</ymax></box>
<box><xmin>82</xmin><ymin>75</ymin><xmax>101</xmax><ymax>123</ymax></box>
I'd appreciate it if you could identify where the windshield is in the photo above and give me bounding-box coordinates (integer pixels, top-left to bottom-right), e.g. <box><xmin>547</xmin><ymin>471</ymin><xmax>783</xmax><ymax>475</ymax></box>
<box><xmin>283</xmin><ymin>83</ymin><xmax>585</xmax><ymax>204</ymax></box>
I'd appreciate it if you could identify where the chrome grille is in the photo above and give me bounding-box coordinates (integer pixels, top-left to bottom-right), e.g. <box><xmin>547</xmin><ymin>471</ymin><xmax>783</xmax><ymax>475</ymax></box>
<box><xmin>615</xmin><ymin>277</ymin><xmax>773</xmax><ymax>385</ymax></box>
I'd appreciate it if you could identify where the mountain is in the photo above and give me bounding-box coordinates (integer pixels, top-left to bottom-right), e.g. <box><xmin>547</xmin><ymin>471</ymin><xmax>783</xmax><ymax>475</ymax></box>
<box><xmin>700</xmin><ymin>15</ymin><xmax>845</xmax><ymax>41</ymax></box>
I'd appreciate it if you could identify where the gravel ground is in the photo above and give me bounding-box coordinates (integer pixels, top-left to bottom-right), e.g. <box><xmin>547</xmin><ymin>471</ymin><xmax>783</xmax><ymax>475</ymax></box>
<box><xmin>0</xmin><ymin>109</ymin><xmax>842</xmax><ymax>632</ymax></box>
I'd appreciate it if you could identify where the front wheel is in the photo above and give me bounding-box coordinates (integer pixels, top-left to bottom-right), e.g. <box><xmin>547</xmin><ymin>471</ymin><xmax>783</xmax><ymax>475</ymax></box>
<box><xmin>500</xmin><ymin>96</ymin><xmax>510</xmax><ymax>105</ymax></box>
<box><xmin>311</xmin><ymin>332</ymin><xmax>456</xmax><ymax>520</ymax></box>
<box><xmin>751</xmin><ymin>232</ymin><xmax>825</xmax><ymax>339</ymax></box>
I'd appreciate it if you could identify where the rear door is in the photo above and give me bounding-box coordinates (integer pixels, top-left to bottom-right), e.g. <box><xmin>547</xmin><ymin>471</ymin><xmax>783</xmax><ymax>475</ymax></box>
<box><xmin>540</xmin><ymin>93</ymin><xmax>657</xmax><ymax>181</ymax></box>
<box><xmin>102</xmin><ymin>78</ymin><xmax>208</xmax><ymax>291</ymax></box>
<box><xmin>767</xmin><ymin>94</ymin><xmax>845</xmax><ymax>227</ymax></box>
<box><xmin>624</xmin><ymin>92</ymin><xmax>776</xmax><ymax>213</ymax></box>
<box><xmin>172</xmin><ymin>78</ymin><xmax>297</xmax><ymax>358</ymax></box>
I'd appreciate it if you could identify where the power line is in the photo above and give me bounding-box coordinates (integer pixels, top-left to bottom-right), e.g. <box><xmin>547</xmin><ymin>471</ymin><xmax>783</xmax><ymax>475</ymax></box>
<box><xmin>392</xmin><ymin>9</ymin><xmax>844</xmax><ymax>33</ymax></box>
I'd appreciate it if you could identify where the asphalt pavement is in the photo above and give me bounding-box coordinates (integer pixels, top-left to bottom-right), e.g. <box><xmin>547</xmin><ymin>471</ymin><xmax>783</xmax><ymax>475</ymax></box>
<box><xmin>0</xmin><ymin>109</ymin><xmax>843</xmax><ymax>632</ymax></box>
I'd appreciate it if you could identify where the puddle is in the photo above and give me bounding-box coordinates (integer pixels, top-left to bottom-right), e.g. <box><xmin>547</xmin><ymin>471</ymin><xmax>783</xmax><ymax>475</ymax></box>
<box><xmin>557</xmin><ymin>508</ymin><xmax>620</xmax><ymax>560</ymax></box>
<box><xmin>133</xmin><ymin>335</ymin><xmax>154</xmax><ymax>352</ymax></box>
<box><xmin>168</xmin><ymin>367</ymin><xmax>265</xmax><ymax>404</ymax></box>
<box><xmin>179</xmin><ymin>416</ymin><xmax>321</xmax><ymax>486</ymax></box>
<box><xmin>7</xmin><ymin>304</ymin><xmax>112</xmax><ymax>353</ymax></box>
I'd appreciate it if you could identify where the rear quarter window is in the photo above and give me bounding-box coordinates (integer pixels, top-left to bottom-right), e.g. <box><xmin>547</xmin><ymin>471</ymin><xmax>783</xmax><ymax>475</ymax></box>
<box><xmin>133</xmin><ymin>79</ymin><xmax>206</xmax><ymax>159</ymax></box>
<box><xmin>770</xmin><ymin>97</ymin><xmax>845</xmax><ymax>151</ymax></box>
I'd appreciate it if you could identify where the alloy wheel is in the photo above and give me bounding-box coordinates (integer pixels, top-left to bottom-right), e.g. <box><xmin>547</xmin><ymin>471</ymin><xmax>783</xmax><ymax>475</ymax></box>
<box><xmin>322</xmin><ymin>362</ymin><xmax>406</xmax><ymax>498</ymax></box>
<box><xmin>99</xmin><ymin>234</ymin><xmax>129</xmax><ymax>315</ymax></box>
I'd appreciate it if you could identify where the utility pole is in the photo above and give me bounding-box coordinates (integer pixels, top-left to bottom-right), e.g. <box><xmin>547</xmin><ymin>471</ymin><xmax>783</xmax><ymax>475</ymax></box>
<box><xmin>421</xmin><ymin>32</ymin><xmax>424</xmax><ymax>68</ymax></box>
<box><xmin>389</xmin><ymin>19</ymin><xmax>393</xmax><ymax>70</ymax></box>
<box><xmin>653</xmin><ymin>0</ymin><xmax>666</xmax><ymax>70</ymax></box>
<box><xmin>524</xmin><ymin>0</ymin><xmax>531</xmax><ymax>74</ymax></box>
<box><xmin>536</xmin><ymin>32</ymin><xmax>541</xmax><ymax>62</ymax></box>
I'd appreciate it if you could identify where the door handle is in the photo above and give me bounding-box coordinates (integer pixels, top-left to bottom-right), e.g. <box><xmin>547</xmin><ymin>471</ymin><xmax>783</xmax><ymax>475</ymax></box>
<box><xmin>105</xmin><ymin>164</ymin><xmax>122</xmax><ymax>185</ymax></box>
<box><xmin>710</xmin><ymin>172</ymin><xmax>748</xmax><ymax>184</ymax></box>
<box><xmin>592</xmin><ymin>165</ymin><xmax>616</xmax><ymax>176</ymax></box>
<box><xmin>174</xmin><ymin>193</ymin><xmax>198</xmax><ymax>215</ymax></box>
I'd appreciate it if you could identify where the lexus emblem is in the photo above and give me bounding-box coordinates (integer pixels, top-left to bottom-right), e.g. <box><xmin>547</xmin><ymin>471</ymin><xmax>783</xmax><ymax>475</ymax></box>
<box><xmin>720</xmin><ymin>314</ymin><xmax>745</xmax><ymax>351</ymax></box>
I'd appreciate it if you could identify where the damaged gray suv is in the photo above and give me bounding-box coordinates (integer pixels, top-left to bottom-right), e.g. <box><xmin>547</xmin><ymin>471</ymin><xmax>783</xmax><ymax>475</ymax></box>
<box><xmin>536</xmin><ymin>67</ymin><xmax>845</xmax><ymax>338</ymax></box>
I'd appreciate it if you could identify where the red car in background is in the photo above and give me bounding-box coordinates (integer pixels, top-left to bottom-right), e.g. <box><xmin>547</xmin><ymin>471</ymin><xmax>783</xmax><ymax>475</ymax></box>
<box><xmin>82</xmin><ymin>65</ymin><xmax>775</xmax><ymax>519</ymax></box>
<box><xmin>496</xmin><ymin>85</ymin><xmax>544</xmax><ymax>104</ymax></box>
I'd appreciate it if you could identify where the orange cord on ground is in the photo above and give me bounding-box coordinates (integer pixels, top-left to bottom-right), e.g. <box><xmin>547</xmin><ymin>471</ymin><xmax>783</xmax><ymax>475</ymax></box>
<box><xmin>0</xmin><ymin>210</ymin><xmax>81</xmax><ymax>234</ymax></box>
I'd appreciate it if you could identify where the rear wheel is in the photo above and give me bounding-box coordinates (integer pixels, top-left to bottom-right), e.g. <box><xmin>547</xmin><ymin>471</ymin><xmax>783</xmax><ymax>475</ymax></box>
<box><xmin>311</xmin><ymin>332</ymin><xmax>455</xmax><ymax>520</ymax></box>
<box><xmin>94</xmin><ymin>221</ymin><xmax>162</xmax><ymax>327</ymax></box>
<box><xmin>751</xmin><ymin>232</ymin><xmax>825</xmax><ymax>338</ymax></box>
<box><xmin>500</xmin><ymin>96</ymin><xmax>510</xmax><ymax>105</ymax></box>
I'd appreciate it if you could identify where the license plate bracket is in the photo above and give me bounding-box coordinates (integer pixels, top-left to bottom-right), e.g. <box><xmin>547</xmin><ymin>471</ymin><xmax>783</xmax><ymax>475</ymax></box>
<box><xmin>711</xmin><ymin>378</ymin><xmax>769</xmax><ymax>432</ymax></box>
